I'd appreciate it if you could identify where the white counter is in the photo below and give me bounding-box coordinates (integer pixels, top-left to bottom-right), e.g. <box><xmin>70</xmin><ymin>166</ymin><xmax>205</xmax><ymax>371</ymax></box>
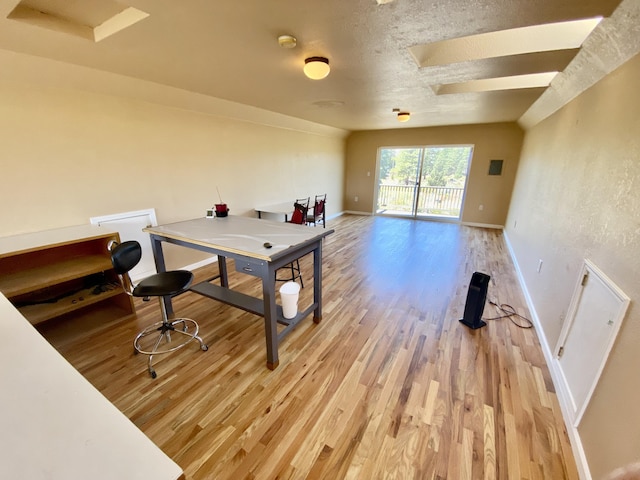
<box><xmin>0</xmin><ymin>223</ymin><xmax>111</xmax><ymax>256</ymax></box>
<box><xmin>0</xmin><ymin>293</ymin><xmax>183</xmax><ymax>480</ymax></box>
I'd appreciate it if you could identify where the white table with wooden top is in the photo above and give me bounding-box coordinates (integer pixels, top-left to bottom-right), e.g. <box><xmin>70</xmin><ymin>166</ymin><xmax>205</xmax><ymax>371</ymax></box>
<box><xmin>254</xmin><ymin>201</ymin><xmax>295</xmax><ymax>221</ymax></box>
<box><xmin>143</xmin><ymin>215</ymin><xmax>334</xmax><ymax>369</ymax></box>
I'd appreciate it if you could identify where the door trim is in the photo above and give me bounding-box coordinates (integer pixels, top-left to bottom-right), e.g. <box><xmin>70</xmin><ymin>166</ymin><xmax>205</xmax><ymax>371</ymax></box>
<box><xmin>89</xmin><ymin>208</ymin><xmax>158</xmax><ymax>282</ymax></box>
<box><xmin>554</xmin><ymin>259</ymin><xmax>630</xmax><ymax>427</ymax></box>
<box><xmin>374</xmin><ymin>145</ymin><xmax>473</xmax><ymax>220</ymax></box>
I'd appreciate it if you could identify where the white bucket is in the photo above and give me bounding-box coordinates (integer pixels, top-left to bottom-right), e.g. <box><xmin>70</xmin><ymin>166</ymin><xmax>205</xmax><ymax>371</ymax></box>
<box><xmin>279</xmin><ymin>281</ymin><xmax>301</xmax><ymax>319</ymax></box>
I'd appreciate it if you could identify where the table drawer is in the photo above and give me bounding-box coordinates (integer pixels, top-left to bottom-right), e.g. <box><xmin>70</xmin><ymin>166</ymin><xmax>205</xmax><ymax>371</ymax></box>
<box><xmin>235</xmin><ymin>260</ymin><xmax>265</xmax><ymax>277</ymax></box>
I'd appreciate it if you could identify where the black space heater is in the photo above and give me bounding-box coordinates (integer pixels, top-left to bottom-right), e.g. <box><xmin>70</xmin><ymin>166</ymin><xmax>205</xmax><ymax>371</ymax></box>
<box><xmin>459</xmin><ymin>272</ymin><xmax>490</xmax><ymax>329</ymax></box>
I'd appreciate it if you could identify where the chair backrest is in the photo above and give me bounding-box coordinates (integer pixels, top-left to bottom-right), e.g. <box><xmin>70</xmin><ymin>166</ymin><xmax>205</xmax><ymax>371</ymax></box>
<box><xmin>110</xmin><ymin>240</ymin><xmax>142</xmax><ymax>273</ymax></box>
<box><xmin>313</xmin><ymin>194</ymin><xmax>326</xmax><ymax>217</ymax></box>
<box><xmin>290</xmin><ymin>197</ymin><xmax>309</xmax><ymax>225</ymax></box>
<box><xmin>110</xmin><ymin>241</ymin><xmax>142</xmax><ymax>295</ymax></box>
<box><xmin>307</xmin><ymin>194</ymin><xmax>326</xmax><ymax>226</ymax></box>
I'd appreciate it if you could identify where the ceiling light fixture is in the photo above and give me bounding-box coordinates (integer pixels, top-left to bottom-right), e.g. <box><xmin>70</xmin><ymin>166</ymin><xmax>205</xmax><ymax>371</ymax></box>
<box><xmin>397</xmin><ymin>112</ymin><xmax>410</xmax><ymax>122</ymax></box>
<box><xmin>303</xmin><ymin>57</ymin><xmax>330</xmax><ymax>80</ymax></box>
<box><xmin>278</xmin><ymin>34</ymin><xmax>297</xmax><ymax>49</ymax></box>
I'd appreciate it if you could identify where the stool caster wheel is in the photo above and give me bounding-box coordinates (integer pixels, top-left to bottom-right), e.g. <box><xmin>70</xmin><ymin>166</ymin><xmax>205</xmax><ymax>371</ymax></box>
<box><xmin>202</xmin><ymin>344</ymin><xmax>209</xmax><ymax>351</ymax></box>
<box><xmin>149</xmin><ymin>369</ymin><xmax>157</xmax><ymax>379</ymax></box>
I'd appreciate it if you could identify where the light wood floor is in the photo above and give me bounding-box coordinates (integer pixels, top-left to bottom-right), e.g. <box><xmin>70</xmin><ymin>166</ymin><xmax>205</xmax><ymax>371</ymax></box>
<box><xmin>41</xmin><ymin>214</ymin><xmax>578</xmax><ymax>480</ymax></box>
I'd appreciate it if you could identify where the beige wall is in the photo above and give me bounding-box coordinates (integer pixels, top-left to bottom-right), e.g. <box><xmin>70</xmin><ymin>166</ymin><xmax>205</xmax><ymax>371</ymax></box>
<box><xmin>0</xmin><ymin>51</ymin><xmax>346</xmax><ymax>269</ymax></box>
<box><xmin>344</xmin><ymin>123</ymin><xmax>524</xmax><ymax>226</ymax></box>
<box><xmin>506</xmin><ymin>54</ymin><xmax>640</xmax><ymax>478</ymax></box>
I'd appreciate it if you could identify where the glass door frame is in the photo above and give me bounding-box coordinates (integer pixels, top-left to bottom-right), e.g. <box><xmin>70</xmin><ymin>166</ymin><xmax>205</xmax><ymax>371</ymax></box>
<box><xmin>374</xmin><ymin>144</ymin><xmax>474</xmax><ymax>221</ymax></box>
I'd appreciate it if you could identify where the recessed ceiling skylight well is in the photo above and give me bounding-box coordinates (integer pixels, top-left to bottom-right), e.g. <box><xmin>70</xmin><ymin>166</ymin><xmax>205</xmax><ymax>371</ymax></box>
<box><xmin>435</xmin><ymin>72</ymin><xmax>559</xmax><ymax>95</ymax></box>
<box><xmin>7</xmin><ymin>0</ymin><xmax>149</xmax><ymax>42</ymax></box>
<box><xmin>409</xmin><ymin>17</ymin><xmax>603</xmax><ymax>68</ymax></box>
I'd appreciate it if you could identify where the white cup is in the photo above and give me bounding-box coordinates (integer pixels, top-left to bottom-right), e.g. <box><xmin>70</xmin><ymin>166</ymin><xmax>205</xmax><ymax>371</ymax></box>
<box><xmin>279</xmin><ymin>281</ymin><xmax>301</xmax><ymax>319</ymax></box>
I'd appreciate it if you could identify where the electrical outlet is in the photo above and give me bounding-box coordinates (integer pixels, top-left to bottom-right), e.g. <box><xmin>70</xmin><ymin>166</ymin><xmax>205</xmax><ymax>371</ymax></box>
<box><xmin>479</xmin><ymin>204</ymin><xmax>484</xmax><ymax>211</ymax></box>
<box><xmin>354</xmin><ymin>196</ymin><xmax>359</xmax><ymax>202</ymax></box>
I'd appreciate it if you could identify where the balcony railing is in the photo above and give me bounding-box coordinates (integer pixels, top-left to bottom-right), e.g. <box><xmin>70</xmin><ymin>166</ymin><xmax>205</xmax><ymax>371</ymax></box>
<box><xmin>377</xmin><ymin>184</ymin><xmax>464</xmax><ymax>217</ymax></box>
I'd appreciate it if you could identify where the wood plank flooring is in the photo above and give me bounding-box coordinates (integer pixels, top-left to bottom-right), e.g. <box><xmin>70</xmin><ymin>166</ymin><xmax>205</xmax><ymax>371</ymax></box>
<box><xmin>40</xmin><ymin>214</ymin><xmax>578</xmax><ymax>480</ymax></box>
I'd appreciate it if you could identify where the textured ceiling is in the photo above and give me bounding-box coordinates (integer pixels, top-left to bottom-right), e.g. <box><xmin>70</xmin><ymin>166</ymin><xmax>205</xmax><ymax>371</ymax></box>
<box><xmin>0</xmin><ymin>0</ymin><xmax>637</xmax><ymax>131</ymax></box>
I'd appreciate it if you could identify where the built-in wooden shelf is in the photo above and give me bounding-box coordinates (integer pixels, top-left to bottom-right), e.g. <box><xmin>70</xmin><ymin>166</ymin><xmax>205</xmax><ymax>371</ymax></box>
<box><xmin>0</xmin><ymin>225</ymin><xmax>135</xmax><ymax>326</ymax></box>
<box><xmin>0</xmin><ymin>254</ymin><xmax>113</xmax><ymax>298</ymax></box>
<box><xmin>18</xmin><ymin>284</ymin><xmax>125</xmax><ymax>325</ymax></box>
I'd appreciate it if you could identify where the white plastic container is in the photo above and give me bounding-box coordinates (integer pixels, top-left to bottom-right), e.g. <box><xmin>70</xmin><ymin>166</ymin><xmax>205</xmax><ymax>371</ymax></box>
<box><xmin>279</xmin><ymin>281</ymin><xmax>301</xmax><ymax>319</ymax></box>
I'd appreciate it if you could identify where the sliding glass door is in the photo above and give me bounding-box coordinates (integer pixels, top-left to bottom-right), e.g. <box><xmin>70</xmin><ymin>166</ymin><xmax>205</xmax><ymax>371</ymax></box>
<box><xmin>376</xmin><ymin>145</ymin><xmax>473</xmax><ymax>220</ymax></box>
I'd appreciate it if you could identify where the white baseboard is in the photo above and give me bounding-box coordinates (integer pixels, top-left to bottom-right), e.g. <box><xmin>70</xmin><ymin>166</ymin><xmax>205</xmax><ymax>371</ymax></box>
<box><xmin>461</xmin><ymin>221</ymin><xmax>504</xmax><ymax>229</ymax></box>
<box><xmin>343</xmin><ymin>210</ymin><xmax>372</xmax><ymax>216</ymax></box>
<box><xmin>184</xmin><ymin>256</ymin><xmax>217</xmax><ymax>272</ymax></box>
<box><xmin>502</xmin><ymin>231</ymin><xmax>591</xmax><ymax>480</ymax></box>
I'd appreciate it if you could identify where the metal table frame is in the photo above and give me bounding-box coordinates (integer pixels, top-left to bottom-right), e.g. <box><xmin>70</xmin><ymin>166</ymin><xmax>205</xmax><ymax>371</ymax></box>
<box><xmin>144</xmin><ymin>217</ymin><xmax>333</xmax><ymax>369</ymax></box>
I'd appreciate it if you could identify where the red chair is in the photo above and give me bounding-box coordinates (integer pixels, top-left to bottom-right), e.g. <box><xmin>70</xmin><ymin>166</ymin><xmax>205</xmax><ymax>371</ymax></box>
<box><xmin>277</xmin><ymin>198</ymin><xmax>309</xmax><ymax>287</ymax></box>
<box><xmin>289</xmin><ymin>198</ymin><xmax>309</xmax><ymax>225</ymax></box>
<box><xmin>307</xmin><ymin>194</ymin><xmax>326</xmax><ymax>227</ymax></box>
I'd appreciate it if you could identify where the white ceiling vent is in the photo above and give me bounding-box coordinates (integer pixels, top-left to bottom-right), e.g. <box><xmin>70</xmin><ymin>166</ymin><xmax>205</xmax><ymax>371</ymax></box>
<box><xmin>7</xmin><ymin>0</ymin><xmax>149</xmax><ymax>42</ymax></box>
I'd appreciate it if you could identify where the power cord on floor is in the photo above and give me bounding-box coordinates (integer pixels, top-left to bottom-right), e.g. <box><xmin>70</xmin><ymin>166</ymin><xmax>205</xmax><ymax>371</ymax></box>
<box><xmin>483</xmin><ymin>300</ymin><xmax>533</xmax><ymax>329</ymax></box>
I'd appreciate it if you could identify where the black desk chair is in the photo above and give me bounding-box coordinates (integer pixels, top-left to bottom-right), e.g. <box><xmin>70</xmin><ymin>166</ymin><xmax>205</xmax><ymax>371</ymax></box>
<box><xmin>276</xmin><ymin>198</ymin><xmax>309</xmax><ymax>287</ymax></box>
<box><xmin>110</xmin><ymin>240</ymin><xmax>207</xmax><ymax>379</ymax></box>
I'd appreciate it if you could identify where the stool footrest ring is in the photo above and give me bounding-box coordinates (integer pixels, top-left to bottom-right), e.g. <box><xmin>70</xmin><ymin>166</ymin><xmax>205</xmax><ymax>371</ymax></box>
<box><xmin>134</xmin><ymin>318</ymin><xmax>206</xmax><ymax>356</ymax></box>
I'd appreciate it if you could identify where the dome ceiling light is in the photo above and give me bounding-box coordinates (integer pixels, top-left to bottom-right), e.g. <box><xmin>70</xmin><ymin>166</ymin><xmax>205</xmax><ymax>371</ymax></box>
<box><xmin>393</xmin><ymin>108</ymin><xmax>410</xmax><ymax>122</ymax></box>
<box><xmin>303</xmin><ymin>57</ymin><xmax>330</xmax><ymax>80</ymax></box>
